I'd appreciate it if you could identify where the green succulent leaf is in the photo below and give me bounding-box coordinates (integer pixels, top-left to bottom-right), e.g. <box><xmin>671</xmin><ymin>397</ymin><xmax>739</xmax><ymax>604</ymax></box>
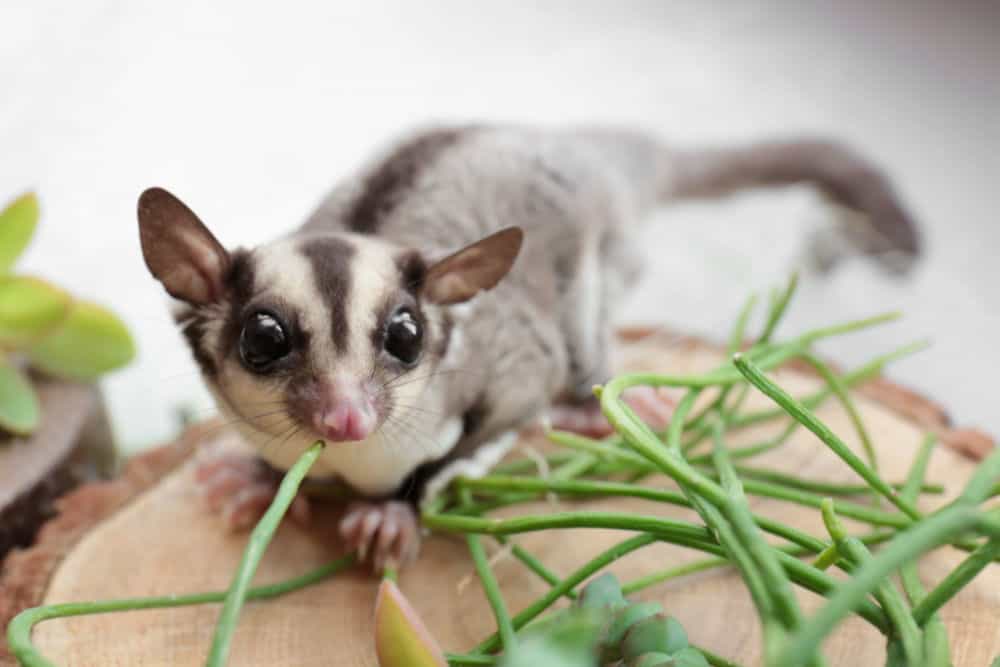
<box><xmin>26</xmin><ymin>300</ymin><xmax>135</xmax><ymax>380</ymax></box>
<box><xmin>603</xmin><ymin>601</ymin><xmax>664</xmax><ymax>661</ymax></box>
<box><xmin>502</xmin><ymin>608</ymin><xmax>604</xmax><ymax>667</ymax></box>
<box><xmin>374</xmin><ymin>579</ymin><xmax>448</xmax><ymax>667</ymax></box>
<box><xmin>0</xmin><ymin>360</ymin><xmax>40</xmax><ymax>435</ymax></box>
<box><xmin>0</xmin><ymin>276</ymin><xmax>72</xmax><ymax>349</ymax></box>
<box><xmin>622</xmin><ymin>615</ymin><xmax>689</xmax><ymax>660</ymax></box>
<box><xmin>577</xmin><ymin>573</ymin><xmax>626</xmax><ymax>611</ymax></box>
<box><xmin>0</xmin><ymin>192</ymin><xmax>39</xmax><ymax>273</ymax></box>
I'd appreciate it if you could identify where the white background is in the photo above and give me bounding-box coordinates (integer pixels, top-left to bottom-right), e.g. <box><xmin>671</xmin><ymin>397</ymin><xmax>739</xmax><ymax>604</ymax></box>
<box><xmin>2</xmin><ymin>1</ymin><xmax>997</xmax><ymax>451</ymax></box>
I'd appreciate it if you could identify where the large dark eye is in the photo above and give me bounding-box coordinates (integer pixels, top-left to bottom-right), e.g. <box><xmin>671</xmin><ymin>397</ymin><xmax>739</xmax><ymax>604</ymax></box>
<box><xmin>384</xmin><ymin>307</ymin><xmax>422</xmax><ymax>365</ymax></box>
<box><xmin>239</xmin><ymin>312</ymin><xmax>291</xmax><ymax>372</ymax></box>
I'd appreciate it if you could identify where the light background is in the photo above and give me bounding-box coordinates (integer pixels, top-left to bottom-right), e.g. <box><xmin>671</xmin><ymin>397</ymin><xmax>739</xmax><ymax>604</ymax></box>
<box><xmin>1</xmin><ymin>1</ymin><xmax>997</xmax><ymax>451</ymax></box>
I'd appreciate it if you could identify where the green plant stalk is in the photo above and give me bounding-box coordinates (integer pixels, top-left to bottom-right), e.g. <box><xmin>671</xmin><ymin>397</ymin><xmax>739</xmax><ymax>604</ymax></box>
<box><xmin>911</xmin><ymin>538</ymin><xmax>1000</xmax><ymax>626</ymax></box>
<box><xmin>820</xmin><ymin>500</ymin><xmax>923</xmax><ymax>665</ymax></box>
<box><xmin>206</xmin><ymin>440</ymin><xmax>325</xmax><ymax>667</ymax></box>
<box><xmin>798</xmin><ymin>352</ymin><xmax>879</xmax><ymax>476</ymax></box>
<box><xmin>731</xmin><ymin>354</ymin><xmax>920</xmax><ymax>520</ymax></box>
<box><xmin>773</xmin><ymin>505</ymin><xmax>983</xmax><ymax>667</ymax></box>
<box><xmin>712</xmin><ymin>420</ymin><xmax>803</xmax><ymax>631</ymax></box>
<box><xmin>7</xmin><ymin>554</ymin><xmax>356</xmax><ymax>667</ymax></box>
<box><xmin>527</xmin><ymin>440</ymin><xmax>912</xmax><ymax>529</ymax></box>
<box><xmin>446</xmin><ymin>653</ymin><xmax>496</xmax><ymax>665</ymax></box>
<box><xmin>954</xmin><ymin>445</ymin><xmax>1000</xmax><ymax>507</ymax></box>
<box><xmin>896</xmin><ymin>434</ymin><xmax>950</xmax><ymax>667</ymax></box>
<box><xmin>467</xmin><ymin>534</ymin><xmax>518</xmax><ymax>652</ymax></box>
<box><xmin>475</xmin><ymin>534</ymin><xmax>657</xmax><ymax>654</ymax></box>
<box><xmin>689</xmin><ymin>492</ymin><xmax>775</xmax><ymax>621</ymax></box>
<box><xmin>620</xmin><ymin>556</ymin><xmax>729</xmax><ymax>595</ymax></box>
<box><xmin>703</xmin><ymin>463</ymin><xmax>942</xmax><ymax>497</ymax></box>
<box><xmin>759</xmin><ymin>272</ymin><xmax>799</xmax><ymax>342</ymax></box>
<box><xmin>494</xmin><ymin>536</ymin><xmax>575</xmax><ymax>600</ymax></box>
<box><xmin>422</xmin><ymin>509</ymin><xmax>713</xmax><ymax>544</ymax></box>
<box><xmin>723</xmin><ymin>340</ymin><xmax>929</xmax><ymax>432</ymax></box>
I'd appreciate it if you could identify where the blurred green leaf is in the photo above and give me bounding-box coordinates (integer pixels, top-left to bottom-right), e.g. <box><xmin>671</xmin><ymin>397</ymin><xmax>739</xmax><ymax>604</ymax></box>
<box><xmin>27</xmin><ymin>300</ymin><xmax>135</xmax><ymax>380</ymax></box>
<box><xmin>0</xmin><ymin>360</ymin><xmax>40</xmax><ymax>435</ymax></box>
<box><xmin>603</xmin><ymin>601</ymin><xmax>663</xmax><ymax>662</ymax></box>
<box><xmin>374</xmin><ymin>579</ymin><xmax>448</xmax><ymax>667</ymax></box>
<box><xmin>502</xmin><ymin>608</ymin><xmax>604</xmax><ymax>667</ymax></box>
<box><xmin>577</xmin><ymin>573</ymin><xmax>626</xmax><ymax>611</ymax></box>
<box><xmin>622</xmin><ymin>615</ymin><xmax>689</xmax><ymax>660</ymax></box>
<box><xmin>0</xmin><ymin>192</ymin><xmax>39</xmax><ymax>273</ymax></box>
<box><xmin>0</xmin><ymin>276</ymin><xmax>71</xmax><ymax>349</ymax></box>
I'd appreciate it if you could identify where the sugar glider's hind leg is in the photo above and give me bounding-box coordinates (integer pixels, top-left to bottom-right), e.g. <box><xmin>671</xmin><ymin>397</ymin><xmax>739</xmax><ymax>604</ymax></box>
<box><xmin>549</xmin><ymin>230</ymin><xmax>675</xmax><ymax>436</ymax></box>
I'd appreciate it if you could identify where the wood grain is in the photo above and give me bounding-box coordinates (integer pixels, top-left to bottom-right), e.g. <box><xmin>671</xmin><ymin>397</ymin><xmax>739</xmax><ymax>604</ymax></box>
<box><xmin>3</xmin><ymin>332</ymin><xmax>997</xmax><ymax>666</ymax></box>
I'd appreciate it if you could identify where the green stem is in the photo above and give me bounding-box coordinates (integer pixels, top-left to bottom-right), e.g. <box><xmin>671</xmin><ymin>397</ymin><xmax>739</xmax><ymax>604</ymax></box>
<box><xmin>494</xmin><ymin>536</ymin><xmax>574</xmax><ymax>600</ymax></box>
<box><xmin>467</xmin><ymin>534</ymin><xmax>517</xmax><ymax>651</ymax></box>
<box><xmin>206</xmin><ymin>441</ymin><xmax>325</xmax><ymax>667</ymax></box>
<box><xmin>422</xmin><ymin>509</ymin><xmax>713</xmax><ymax>544</ymax></box>
<box><xmin>896</xmin><ymin>435</ymin><xmax>951</xmax><ymax>667</ymax></box>
<box><xmin>7</xmin><ymin>554</ymin><xmax>356</xmax><ymax>667</ymax></box>
<box><xmin>821</xmin><ymin>500</ymin><xmax>923</xmax><ymax>665</ymax></box>
<box><xmin>911</xmin><ymin>538</ymin><xmax>1000</xmax><ymax>625</ymax></box>
<box><xmin>732</xmin><ymin>355</ymin><xmax>920</xmax><ymax>520</ymax></box>
<box><xmin>620</xmin><ymin>557</ymin><xmax>729</xmax><ymax>595</ymax></box>
<box><xmin>713</xmin><ymin>420</ymin><xmax>802</xmax><ymax>631</ymax></box>
<box><xmin>446</xmin><ymin>653</ymin><xmax>496</xmax><ymax>665</ymax></box>
<box><xmin>798</xmin><ymin>353</ymin><xmax>879</xmax><ymax>476</ymax></box>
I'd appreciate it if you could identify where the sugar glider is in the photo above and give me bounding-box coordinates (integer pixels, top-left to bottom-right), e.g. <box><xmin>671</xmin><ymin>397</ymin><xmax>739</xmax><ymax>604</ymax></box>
<box><xmin>136</xmin><ymin>126</ymin><xmax>919</xmax><ymax>570</ymax></box>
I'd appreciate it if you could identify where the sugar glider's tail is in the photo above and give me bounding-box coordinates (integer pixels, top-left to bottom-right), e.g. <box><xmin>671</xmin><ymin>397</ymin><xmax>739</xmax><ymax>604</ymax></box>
<box><xmin>579</xmin><ymin>129</ymin><xmax>921</xmax><ymax>273</ymax></box>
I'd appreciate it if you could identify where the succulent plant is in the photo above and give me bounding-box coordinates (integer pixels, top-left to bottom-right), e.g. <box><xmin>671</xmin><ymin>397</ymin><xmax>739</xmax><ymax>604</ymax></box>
<box><xmin>0</xmin><ymin>192</ymin><xmax>135</xmax><ymax>435</ymax></box>
<box><xmin>499</xmin><ymin>573</ymin><xmax>708</xmax><ymax>667</ymax></box>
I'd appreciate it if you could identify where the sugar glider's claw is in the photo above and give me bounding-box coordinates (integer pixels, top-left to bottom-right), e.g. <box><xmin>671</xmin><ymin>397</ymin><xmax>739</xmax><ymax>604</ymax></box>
<box><xmin>339</xmin><ymin>500</ymin><xmax>421</xmax><ymax>572</ymax></box>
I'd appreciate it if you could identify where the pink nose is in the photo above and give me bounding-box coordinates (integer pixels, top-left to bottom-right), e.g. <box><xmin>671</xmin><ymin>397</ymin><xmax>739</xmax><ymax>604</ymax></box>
<box><xmin>317</xmin><ymin>402</ymin><xmax>375</xmax><ymax>442</ymax></box>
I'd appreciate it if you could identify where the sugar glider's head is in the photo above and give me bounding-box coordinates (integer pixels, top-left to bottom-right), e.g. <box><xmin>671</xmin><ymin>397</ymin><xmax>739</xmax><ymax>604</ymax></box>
<box><xmin>136</xmin><ymin>187</ymin><xmax>521</xmax><ymax>454</ymax></box>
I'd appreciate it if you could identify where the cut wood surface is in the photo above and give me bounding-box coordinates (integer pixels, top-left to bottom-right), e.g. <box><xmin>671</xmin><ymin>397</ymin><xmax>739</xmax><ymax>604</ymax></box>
<box><xmin>2</xmin><ymin>331</ymin><xmax>997</xmax><ymax>666</ymax></box>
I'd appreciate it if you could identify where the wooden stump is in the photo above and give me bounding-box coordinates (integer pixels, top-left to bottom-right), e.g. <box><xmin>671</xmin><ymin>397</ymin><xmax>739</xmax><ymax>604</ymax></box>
<box><xmin>1</xmin><ymin>331</ymin><xmax>996</xmax><ymax>666</ymax></box>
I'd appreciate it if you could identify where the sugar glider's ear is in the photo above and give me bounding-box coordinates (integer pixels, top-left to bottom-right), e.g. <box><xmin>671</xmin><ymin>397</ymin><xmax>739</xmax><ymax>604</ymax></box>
<box><xmin>137</xmin><ymin>187</ymin><xmax>231</xmax><ymax>305</ymax></box>
<box><xmin>422</xmin><ymin>227</ymin><xmax>523</xmax><ymax>305</ymax></box>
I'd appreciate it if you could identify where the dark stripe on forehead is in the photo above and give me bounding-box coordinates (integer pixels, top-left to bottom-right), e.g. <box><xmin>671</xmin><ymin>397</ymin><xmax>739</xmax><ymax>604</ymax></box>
<box><xmin>217</xmin><ymin>249</ymin><xmax>256</xmax><ymax>359</ymax></box>
<box><xmin>345</xmin><ymin>128</ymin><xmax>469</xmax><ymax>234</ymax></box>
<box><xmin>301</xmin><ymin>236</ymin><xmax>355</xmax><ymax>353</ymax></box>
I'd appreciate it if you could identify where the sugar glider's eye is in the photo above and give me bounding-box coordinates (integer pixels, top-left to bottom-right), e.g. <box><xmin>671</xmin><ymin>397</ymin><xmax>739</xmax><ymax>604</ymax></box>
<box><xmin>239</xmin><ymin>311</ymin><xmax>291</xmax><ymax>372</ymax></box>
<box><xmin>384</xmin><ymin>307</ymin><xmax>422</xmax><ymax>365</ymax></box>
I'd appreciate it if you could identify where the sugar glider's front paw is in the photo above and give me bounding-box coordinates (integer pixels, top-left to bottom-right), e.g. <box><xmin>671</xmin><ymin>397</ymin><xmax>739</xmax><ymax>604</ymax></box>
<box><xmin>339</xmin><ymin>500</ymin><xmax>421</xmax><ymax>572</ymax></box>
<box><xmin>195</xmin><ymin>450</ymin><xmax>311</xmax><ymax>531</ymax></box>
